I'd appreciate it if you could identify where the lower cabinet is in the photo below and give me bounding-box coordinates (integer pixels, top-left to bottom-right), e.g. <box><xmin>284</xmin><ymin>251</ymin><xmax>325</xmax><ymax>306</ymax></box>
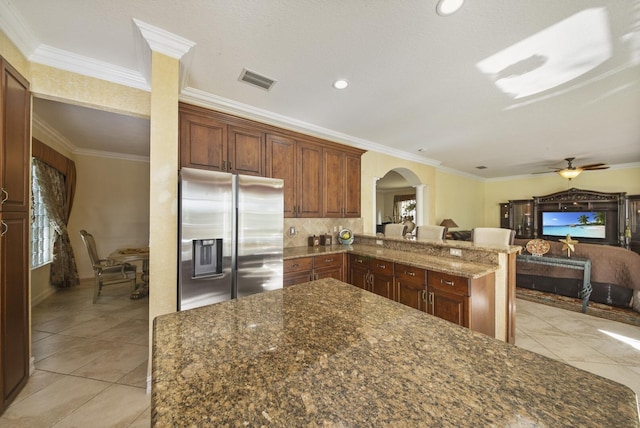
<box><xmin>1</xmin><ymin>212</ymin><xmax>30</xmax><ymax>411</ymax></box>
<box><xmin>369</xmin><ymin>258</ymin><xmax>394</xmax><ymax>300</ymax></box>
<box><xmin>427</xmin><ymin>270</ymin><xmax>495</xmax><ymax>337</ymax></box>
<box><xmin>346</xmin><ymin>254</ymin><xmax>495</xmax><ymax>337</ymax></box>
<box><xmin>284</xmin><ymin>254</ymin><xmax>344</xmax><ymax>287</ymax></box>
<box><xmin>395</xmin><ymin>263</ymin><xmax>427</xmax><ymax>312</ymax></box>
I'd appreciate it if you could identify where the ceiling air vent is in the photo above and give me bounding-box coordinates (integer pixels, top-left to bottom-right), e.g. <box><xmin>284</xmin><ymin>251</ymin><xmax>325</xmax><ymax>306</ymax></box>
<box><xmin>238</xmin><ymin>68</ymin><xmax>276</xmax><ymax>91</ymax></box>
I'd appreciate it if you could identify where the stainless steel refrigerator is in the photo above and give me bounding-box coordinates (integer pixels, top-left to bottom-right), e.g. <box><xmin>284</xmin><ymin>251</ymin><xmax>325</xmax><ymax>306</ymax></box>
<box><xmin>178</xmin><ymin>167</ymin><xmax>284</xmax><ymax>311</ymax></box>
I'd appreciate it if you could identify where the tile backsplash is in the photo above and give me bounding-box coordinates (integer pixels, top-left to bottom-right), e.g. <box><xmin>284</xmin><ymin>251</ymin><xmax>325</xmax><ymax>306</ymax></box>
<box><xmin>284</xmin><ymin>218</ymin><xmax>363</xmax><ymax>248</ymax></box>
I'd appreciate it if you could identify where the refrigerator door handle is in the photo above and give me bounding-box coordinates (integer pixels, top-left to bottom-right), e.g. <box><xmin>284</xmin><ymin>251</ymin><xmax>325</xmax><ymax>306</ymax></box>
<box><xmin>191</xmin><ymin>273</ymin><xmax>224</xmax><ymax>280</ymax></box>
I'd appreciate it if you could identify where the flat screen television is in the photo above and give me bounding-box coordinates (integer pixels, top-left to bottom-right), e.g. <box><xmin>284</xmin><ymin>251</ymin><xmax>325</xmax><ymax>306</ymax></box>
<box><xmin>541</xmin><ymin>211</ymin><xmax>606</xmax><ymax>239</ymax></box>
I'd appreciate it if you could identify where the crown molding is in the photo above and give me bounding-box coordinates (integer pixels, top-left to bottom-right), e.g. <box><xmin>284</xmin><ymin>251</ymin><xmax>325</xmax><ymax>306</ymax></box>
<box><xmin>0</xmin><ymin>0</ymin><xmax>39</xmax><ymax>56</ymax></box>
<box><xmin>29</xmin><ymin>44</ymin><xmax>150</xmax><ymax>91</ymax></box>
<box><xmin>32</xmin><ymin>113</ymin><xmax>77</xmax><ymax>154</ymax></box>
<box><xmin>436</xmin><ymin>165</ymin><xmax>486</xmax><ymax>181</ymax></box>
<box><xmin>179</xmin><ymin>86</ymin><xmax>442</xmax><ymax>168</ymax></box>
<box><xmin>73</xmin><ymin>148</ymin><xmax>150</xmax><ymax>163</ymax></box>
<box><xmin>133</xmin><ymin>19</ymin><xmax>195</xmax><ymax>60</ymax></box>
<box><xmin>133</xmin><ymin>18</ymin><xmax>195</xmax><ymax>90</ymax></box>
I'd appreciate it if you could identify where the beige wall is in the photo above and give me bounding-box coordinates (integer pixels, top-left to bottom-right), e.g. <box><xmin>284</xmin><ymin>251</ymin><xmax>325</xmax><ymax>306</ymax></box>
<box><xmin>70</xmin><ymin>154</ymin><xmax>150</xmax><ymax>279</ymax></box>
<box><xmin>0</xmin><ymin>31</ymin><xmax>30</xmax><ymax>80</ymax></box>
<box><xmin>435</xmin><ymin>170</ymin><xmax>485</xmax><ymax>230</ymax></box>
<box><xmin>361</xmin><ymin>151</ymin><xmax>437</xmax><ymax>234</ymax></box>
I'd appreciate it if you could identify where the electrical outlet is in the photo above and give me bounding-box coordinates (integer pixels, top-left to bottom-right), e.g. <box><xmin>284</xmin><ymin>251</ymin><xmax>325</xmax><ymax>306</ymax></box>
<box><xmin>289</xmin><ymin>227</ymin><xmax>296</xmax><ymax>236</ymax></box>
<box><xmin>450</xmin><ymin>248</ymin><xmax>462</xmax><ymax>257</ymax></box>
<box><xmin>333</xmin><ymin>226</ymin><xmax>338</xmax><ymax>232</ymax></box>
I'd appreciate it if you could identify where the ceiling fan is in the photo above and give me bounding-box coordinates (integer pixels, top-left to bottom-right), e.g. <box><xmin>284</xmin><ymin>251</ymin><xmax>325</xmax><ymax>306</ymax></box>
<box><xmin>554</xmin><ymin>157</ymin><xmax>609</xmax><ymax>180</ymax></box>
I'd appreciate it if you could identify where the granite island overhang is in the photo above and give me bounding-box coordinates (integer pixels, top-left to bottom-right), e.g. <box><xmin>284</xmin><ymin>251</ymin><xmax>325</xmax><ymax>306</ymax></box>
<box><xmin>152</xmin><ymin>278</ymin><xmax>639</xmax><ymax>427</ymax></box>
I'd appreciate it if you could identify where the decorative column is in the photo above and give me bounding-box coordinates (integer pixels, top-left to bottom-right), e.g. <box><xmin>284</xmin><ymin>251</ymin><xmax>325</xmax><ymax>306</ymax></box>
<box><xmin>134</xmin><ymin>19</ymin><xmax>194</xmax><ymax>393</ymax></box>
<box><xmin>373</xmin><ymin>177</ymin><xmax>380</xmax><ymax>234</ymax></box>
<box><xmin>414</xmin><ymin>184</ymin><xmax>426</xmax><ymax>226</ymax></box>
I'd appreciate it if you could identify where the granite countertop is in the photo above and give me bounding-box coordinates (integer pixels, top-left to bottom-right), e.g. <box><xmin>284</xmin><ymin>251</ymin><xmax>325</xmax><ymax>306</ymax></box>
<box><xmin>152</xmin><ymin>279</ymin><xmax>639</xmax><ymax>427</ymax></box>
<box><xmin>284</xmin><ymin>244</ymin><xmax>497</xmax><ymax>279</ymax></box>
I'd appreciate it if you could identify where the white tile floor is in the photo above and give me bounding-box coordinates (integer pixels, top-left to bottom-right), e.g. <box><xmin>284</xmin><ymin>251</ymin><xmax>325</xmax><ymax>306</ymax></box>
<box><xmin>1</xmin><ymin>282</ymin><xmax>638</xmax><ymax>426</ymax></box>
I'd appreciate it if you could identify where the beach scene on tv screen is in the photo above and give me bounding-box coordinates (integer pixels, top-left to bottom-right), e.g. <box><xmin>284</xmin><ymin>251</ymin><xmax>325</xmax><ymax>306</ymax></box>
<box><xmin>542</xmin><ymin>212</ymin><xmax>606</xmax><ymax>239</ymax></box>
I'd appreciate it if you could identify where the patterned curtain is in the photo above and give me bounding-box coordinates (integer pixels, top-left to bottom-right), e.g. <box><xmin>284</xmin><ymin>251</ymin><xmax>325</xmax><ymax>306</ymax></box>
<box><xmin>33</xmin><ymin>158</ymin><xmax>80</xmax><ymax>288</ymax></box>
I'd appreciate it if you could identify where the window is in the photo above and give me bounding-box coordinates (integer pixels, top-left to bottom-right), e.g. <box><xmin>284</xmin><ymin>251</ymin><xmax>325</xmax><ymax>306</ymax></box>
<box><xmin>31</xmin><ymin>164</ymin><xmax>55</xmax><ymax>268</ymax></box>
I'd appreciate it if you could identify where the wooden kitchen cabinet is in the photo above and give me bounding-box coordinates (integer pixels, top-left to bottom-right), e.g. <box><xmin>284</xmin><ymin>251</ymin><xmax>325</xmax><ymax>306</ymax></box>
<box><xmin>296</xmin><ymin>141</ymin><xmax>323</xmax><ymax>218</ymax></box>
<box><xmin>369</xmin><ymin>258</ymin><xmax>394</xmax><ymax>300</ymax></box>
<box><xmin>348</xmin><ymin>254</ymin><xmax>369</xmax><ymax>290</ymax></box>
<box><xmin>266</xmin><ymin>133</ymin><xmax>296</xmax><ymax>217</ymax></box>
<box><xmin>0</xmin><ymin>56</ymin><xmax>30</xmax><ymax>415</ymax></box>
<box><xmin>427</xmin><ymin>270</ymin><xmax>495</xmax><ymax>337</ymax></box>
<box><xmin>179</xmin><ymin>112</ymin><xmax>266</xmax><ymax>177</ymax></box>
<box><xmin>267</xmin><ymin>135</ymin><xmax>323</xmax><ymax>218</ymax></box>
<box><xmin>284</xmin><ymin>254</ymin><xmax>345</xmax><ymax>287</ymax></box>
<box><xmin>227</xmin><ymin>126</ymin><xmax>265</xmax><ymax>176</ymax></box>
<box><xmin>283</xmin><ymin>257</ymin><xmax>313</xmax><ymax>287</ymax></box>
<box><xmin>323</xmin><ymin>149</ymin><xmax>361</xmax><ymax>218</ymax></box>
<box><xmin>394</xmin><ymin>263</ymin><xmax>427</xmax><ymax>312</ymax></box>
<box><xmin>313</xmin><ymin>254</ymin><xmax>344</xmax><ymax>281</ymax></box>
<box><xmin>179</xmin><ymin>110</ymin><xmax>227</xmax><ymax>171</ymax></box>
<box><xmin>179</xmin><ymin>103</ymin><xmax>364</xmax><ymax>218</ymax></box>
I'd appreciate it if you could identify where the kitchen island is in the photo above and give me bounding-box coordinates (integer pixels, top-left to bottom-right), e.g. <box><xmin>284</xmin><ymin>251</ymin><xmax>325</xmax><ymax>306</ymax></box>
<box><xmin>152</xmin><ymin>278</ymin><xmax>639</xmax><ymax>427</ymax></box>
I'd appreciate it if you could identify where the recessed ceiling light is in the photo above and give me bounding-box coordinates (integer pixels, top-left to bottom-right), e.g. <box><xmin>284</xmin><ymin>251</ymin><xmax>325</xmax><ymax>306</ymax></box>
<box><xmin>436</xmin><ymin>0</ymin><xmax>464</xmax><ymax>16</ymax></box>
<box><xmin>333</xmin><ymin>79</ymin><xmax>349</xmax><ymax>89</ymax></box>
<box><xmin>418</xmin><ymin>148</ymin><xmax>427</xmax><ymax>152</ymax></box>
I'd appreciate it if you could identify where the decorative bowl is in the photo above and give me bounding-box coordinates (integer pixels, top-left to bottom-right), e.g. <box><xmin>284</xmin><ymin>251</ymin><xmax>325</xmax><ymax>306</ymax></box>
<box><xmin>338</xmin><ymin>228</ymin><xmax>354</xmax><ymax>245</ymax></box>
<box><xmin>526</xmin><ymin>239</ymin><xmax>550</xmax><ymax>256</ymax></box>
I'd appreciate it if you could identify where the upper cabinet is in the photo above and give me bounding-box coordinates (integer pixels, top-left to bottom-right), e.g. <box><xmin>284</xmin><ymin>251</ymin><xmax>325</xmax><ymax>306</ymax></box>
<box><xmin>227</xmin><ymin>126</ymin><xmax>265</xmax><ymax>177</ymax></box>
<box><xmin>1</xmin><ymin>59</ymin><xmax>30</xmax><ymax>213</ymax></box>
<box><xmin>180</xmin><ymin>103</ymin><xmax>364</xmax><ymax>218</ymax></box>
<box><xmin>179</xmin><ymin>111</ymin><xmax>227</xmax><ymax>172</ymax></box>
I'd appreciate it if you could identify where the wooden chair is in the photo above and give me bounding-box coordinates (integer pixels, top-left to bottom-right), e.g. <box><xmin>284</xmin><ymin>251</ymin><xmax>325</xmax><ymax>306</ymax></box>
<box><xmin>79</xmin><ymin>230</ymin><xmax>137</xmax><ymax>303</ymax></box>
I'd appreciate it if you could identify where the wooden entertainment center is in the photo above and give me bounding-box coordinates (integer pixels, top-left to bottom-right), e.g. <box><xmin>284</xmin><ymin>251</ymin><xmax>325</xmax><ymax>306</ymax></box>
<box><xmin>501</xmin><ymin>188</ymin><xmax>639</xmax><ymax>252</ymax></box>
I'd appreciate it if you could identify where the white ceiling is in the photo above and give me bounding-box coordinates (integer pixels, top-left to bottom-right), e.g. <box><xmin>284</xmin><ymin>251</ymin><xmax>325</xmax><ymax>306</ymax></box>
<box><xmin>3</xmin><ymin>0</ymin><xmax>640</xmax><ymax>179</ymax></box>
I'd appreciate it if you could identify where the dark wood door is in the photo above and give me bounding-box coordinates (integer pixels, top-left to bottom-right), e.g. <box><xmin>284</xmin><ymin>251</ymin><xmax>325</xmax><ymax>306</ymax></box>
<box><xmin>1</xmin><ymin>212</ymin><xmax>29</xmax><ymax>411</ymax></box>
<box><xmin>395</xmin><ymin>263</ymin><xmax>427</xmax><ymax>311</ymax></box>
<box><xmin>227</xmin><ymin>126</ymin><xmax>265</xmax><ymax>176</ymax></box>
<box><xmin>344</xmin><ymin>153</ymin><xmax>361</xmax><ymax>218</ymax></box>
<box><xmin>322</xmin><ymin>148</ymin><xmax>345</xmax><ymax>217</ymax></box>
<box><xmin>1</xmin><ymin>60</ymin><xmax>30</xmax><ymax>213</ymax></box>
<box><xmin>348</xmin><ymin>254</ymin><xmax>369</xmax><ymax>290</ymax></box>
<box><xmin>429</xmin><ymin>289</ymin><xmax>468</xmax><ymax>327</ymax></box>
<box><xmin>266</xmin><ymin>134</ymin><xmax>296</xmax><ymax>218</ymax></box>
<box><xmin>370</xmin><ymin>258</ymin><xmax>394</xmax><ymax>300</ymax></box>
<box><xmin>296</xmin><ymin>141</ymin><xmax>322</xmax><ymax>217</ymax></box>
<box><xmin>179</xmin><ymin>112</ymin><xmax>227</xmax><ymax>171</ymax></box>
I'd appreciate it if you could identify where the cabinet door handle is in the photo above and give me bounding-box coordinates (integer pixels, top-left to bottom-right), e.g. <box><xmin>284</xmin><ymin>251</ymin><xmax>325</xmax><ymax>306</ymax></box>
<box><xmin>422</xmin><ymin>289</ymin><xmax>426</xmax><ymax>302</ymax></box>
<box><xmin>324</xmin><ymin>258</ymin><xmax>333</xmax><ymax>263</ymax></box>
<box><xmin>356</xmin><ymin>258</ymin><xmax>364</xmax><ymax>264</ymax></box>
<box><xmin>1</xmin><ymin>221</ymin><xmax>7</xmax><ymax>237</ymax></box>
<box><xmin>404</xmin><ymin>270</ymin><xmax>415</xmax><ymax>277</ymax></box>
<box><xmin>228</xmin><ymin>161</ymin><xmax>232</xmax><ymax>170</ymax></box>
<box><xmin>291</xmin><ymin>263</ymin><xmax>299</xmax><ymax>268</ymax></box>
<box><xmin>441</xmin><ymin>279</ymin><xmax>454</xmax><ymax>286</ymax></box>
<box><xmin>222</xmin><ymin>160</ymin><xmax>227</xmax><ymax>171</ymax></box>
<box><xmin>0</xmin><ymin>188</ymin><xmax>7</xmax><ymax>204</ymax></box>
<box><xmin>428</xmin><ymin>291</ymin><xmax>434</xmax><ymax>305</ymax></box>
<box><xmin>376</xmin><ymin>264</ymin><xmax>386</xmax><ymax>269</ymax></box>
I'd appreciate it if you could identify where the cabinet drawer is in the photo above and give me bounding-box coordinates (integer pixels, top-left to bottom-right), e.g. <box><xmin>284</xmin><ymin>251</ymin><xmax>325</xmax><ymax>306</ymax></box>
<box><xmin>313</xmin><ymin>254</ymin><xmax>342</xmax><ymax>269</ymax></box>
<box><xmin>428</xmin><ymin>271</ymin><xmax>469</xmax><ymax>296</ymax></box>
<box><xmin>370</xmin><ymin>258</ymin><xmax>393</xmax><ymax>276</ymax></box>
<box><xmin>395</xmin><ymin>263</ymin><xmax>426</xmax><ymax>284</ymax></box>
<box><xmin>284</xmin><ymin>257</ymin><xmax>313</xmax><ymax>274</ymax></box>
<box><xmin>349</xmin><ymin>253</ymin><xmax>369</xmax><ymax>268</ymax></box>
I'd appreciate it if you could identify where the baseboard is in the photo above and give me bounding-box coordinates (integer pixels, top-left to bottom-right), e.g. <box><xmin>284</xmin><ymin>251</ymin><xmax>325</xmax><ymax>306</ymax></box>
<box><xmin>31</xmin><ymin>286</ymin><xmax>57</xmax><ymax>307</ymax></box>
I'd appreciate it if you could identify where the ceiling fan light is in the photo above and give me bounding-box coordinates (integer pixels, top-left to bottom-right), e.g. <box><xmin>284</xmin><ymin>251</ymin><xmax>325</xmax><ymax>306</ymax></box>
<box><xmin>557</xmin><ymin>168</ymin><xmax>583</xmax><ymax>179</ymax></box>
